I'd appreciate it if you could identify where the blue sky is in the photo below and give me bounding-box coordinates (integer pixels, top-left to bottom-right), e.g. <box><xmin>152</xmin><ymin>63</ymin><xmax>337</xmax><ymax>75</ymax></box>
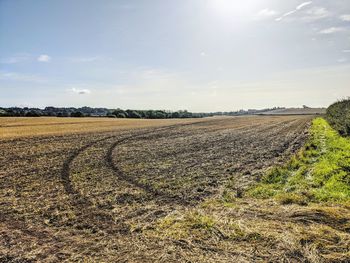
<box><xmin>0</xmin><ymin>0</ymin><xmax>349</xmax><ymax>111</ymax></box>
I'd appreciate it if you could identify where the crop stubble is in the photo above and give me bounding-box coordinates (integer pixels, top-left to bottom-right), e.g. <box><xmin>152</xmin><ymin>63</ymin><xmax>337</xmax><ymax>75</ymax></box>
<box><xmin>0</xmin><ymin>116</ymin><xmax>315</xmax><ymax>262</ymax></box>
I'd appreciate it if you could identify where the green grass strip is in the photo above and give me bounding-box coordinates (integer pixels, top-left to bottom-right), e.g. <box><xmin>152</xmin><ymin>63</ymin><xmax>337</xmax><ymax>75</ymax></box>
<box><xmin>247</xmin><ymin>117</ymin><xmax>350</xmax><ymax>205</ymax></box>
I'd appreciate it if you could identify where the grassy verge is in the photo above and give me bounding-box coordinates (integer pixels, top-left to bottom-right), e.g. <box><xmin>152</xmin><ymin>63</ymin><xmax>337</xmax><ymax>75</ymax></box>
<box><xmin>247</xmin><ymin>117</ymin><xmax>350</xmax><ymax>205</ymax></box>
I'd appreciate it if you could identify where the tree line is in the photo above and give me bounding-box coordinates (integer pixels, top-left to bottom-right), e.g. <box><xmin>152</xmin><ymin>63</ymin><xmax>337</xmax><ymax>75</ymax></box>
<box><xmin>0</xmin><ymin>106</ymin><xmax>285</xmax><ymax>119</ymax></box>
<box><xmin>0</xmin><ymin>107</ymin><xmax>211</xmax><ymax>119</ymax></box>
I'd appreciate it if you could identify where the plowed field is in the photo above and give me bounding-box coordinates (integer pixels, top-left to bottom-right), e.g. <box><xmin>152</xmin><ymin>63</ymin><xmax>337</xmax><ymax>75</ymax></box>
<box><xmin>1</xmin><ymin>116</ymin><xmax>315</xmax><ymax>262</ymax></box>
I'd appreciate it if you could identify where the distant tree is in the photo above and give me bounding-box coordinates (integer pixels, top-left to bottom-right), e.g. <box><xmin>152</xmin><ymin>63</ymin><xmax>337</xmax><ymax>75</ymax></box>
<box><xmin>0</xmin><ymin>109</ymin><xmax>8</xmax><ymax>116</ymax></box>
<box><xmin>143</xmin><ymin>110</ymin><xmax>153</xmax><ymax>119</ymax></box>
<box><xmin>6</xmin><ymin>109</ymin><xmax>16</xmax><ymax>116</ymax></box>
<box><xmin>25</xmin><ymin>110</ymin><xmax>41</xmax><ymax>117</ymax></box>
<box><xmin>126</xmin><ymin>110</ymin><xmax>141</xmax><ymax>118</ymax></box>
<box><xmin>171</xmin><ymin>112</ymin><xmax>180</xmax><ymax>118</ymax></box>
<box><xmin>112</xmin><ymin>108</ymin><xmax>127</xmax><ymax>117</ymax></box>
<box><xmin>45</xmin><ymin>112</ymin><xmax>55</xmax><ymax>116</ymax></box>
<box><xmin>71</xmin><ymin>111</ymin><xmax>84</xmax><ymax>117</ymax></box>
<box><xmin>107</xmin><ymin>113</ymin><xmax>116</xmax><ymax>118</ymax></box>
<box><xmin>0</xmin><ymin>106</ymin><xmax>214</xmax><ymax>119</ymax></box>
<box><xmin>57</xmin><ymin>112</ymin><xmax>69</xmax><ymax>117</ymax></box>
<box><xmin>139</xmin><ymin>110</ymin><xmax>149</xmax><ymax>118</ymax></box>
<box><xmin>116</xmin><ymin>113</ymin><xmax>127</xmax><ymax>118</ymax></box>
<box><xmin>154</xmin><ymin>111</ymin><xmax>166</xmax><ymax>119</ymax></box>
<box><xmin>178</xmin><ymin>110</ymin><xmax>192</xmax><ymax>118</ymax></box>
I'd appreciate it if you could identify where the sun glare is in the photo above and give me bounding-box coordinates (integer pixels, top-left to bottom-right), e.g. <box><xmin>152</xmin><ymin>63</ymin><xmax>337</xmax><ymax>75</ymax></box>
<box><xmin>208</xmin><ymin>0</ymin><xmax>259</xmax><ymax>17</ymax></box>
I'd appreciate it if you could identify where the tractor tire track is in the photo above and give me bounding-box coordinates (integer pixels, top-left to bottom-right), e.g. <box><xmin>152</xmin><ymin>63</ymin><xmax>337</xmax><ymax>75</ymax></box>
<box><xmin>109</xmin><ymin>118</ymin><xmax>307</xmax><ymax>206</ymax></box>
<box><xmin>105</xmin><ymin>136</ymin><xmax>191</xmax><ymax>206</ymax></box>
<box><xmin>61</xmin><ymin>134</ymin><xmax>119</xmax><ymax>197</ymax></box>
<box><xmin>59</xmin><ymin>117</ymin><xmax>310</xmax><ymax>232</ymax></box>
<box><xmin>59</xmin><ymin>121</ymin><xmax>208</xmax><ymax>231</ymax></box>
<box><xmin>103</xmin><ymin>119</ymin><xmax>288</xmax><ymax>206</ymax></box>
<box><xmin>60</xmin><ymin>120</ymin><xmax>211</xmax><ymax>201</ymax></box>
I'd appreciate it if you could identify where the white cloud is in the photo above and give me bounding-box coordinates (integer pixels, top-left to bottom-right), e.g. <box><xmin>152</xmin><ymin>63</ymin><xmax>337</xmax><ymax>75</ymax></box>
<box><xmin>257</xmin><ymin>8</ymin><xmax>278</xmax><ymax>17</ymax></box>
<box><xmin>296</xmin><ymin>1</ymin><xmax>312</xmax><ymax>10</ymax></box>
<box><xmin>343</xmin><ymin>50</ymin><xmax>350</xmax><ymax>53</ymax></box>
<box><xmin>0</xmin><ymin>54</ymin><xmax>31</xmax><ymax>64</ymax></box>
<box><xmin>284</xmin><ymin>10</ymin><xmax>297</xmax><ymax>16</ymax></box>
<box><xmin>71</xmin><ymin>88</ymin><xmax>91</xmax><ymax>95</ymax></box>
<box><xmin>275</xmin><ymin>10</ymin><xmax>297</xmax><ymax>21</ymax></box>
<box><xmin>276</xmin><ymin>1</ymin><xmax>312</xmax><ymax>21</ymax></box>
<box><xmin>37</xmin><ymin>54</ymin><xmax>51</xmax><ymax>62</ymax></box>
<box><xmin>337</xmin><ymin>58</ymin><xmax>347</xmax><ymax>63</ymax></box>
<box><xmin>319</xmin><ymin>27</ymin><xmax>346</xmax><ymax>34</ymax></box>
<box><xmin>303</xmin><ymin>7</ymin><xmax>330</xmax><ymax>21</ymax></box>
<box><xmin>200</xmin><ymin>51</ymin><xmax>207</xmax><ymax>56</ymax></box>
<box><xmin>340</xmin><ymin>14</ymin><xmax>350</xmax><ymax>21</ymax></box>
<box><xmin>0</xmin><ymin>71</ymin><xmax>46</xmax><ymax>82</ymax></box>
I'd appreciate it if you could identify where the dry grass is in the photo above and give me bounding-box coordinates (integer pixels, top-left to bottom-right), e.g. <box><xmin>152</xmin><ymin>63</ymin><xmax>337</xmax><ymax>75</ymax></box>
<box><xmin>0</xmin><ymin>117</ymin><xmax>204</xmax><ymax>139</ymax></box>
<box><xmin>147</xmin><ymin>196</ymin><xmax>350</xmax><ymax>262</ymax></box>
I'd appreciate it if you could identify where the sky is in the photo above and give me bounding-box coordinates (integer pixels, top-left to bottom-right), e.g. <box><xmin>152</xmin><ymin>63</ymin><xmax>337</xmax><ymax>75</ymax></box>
<box><xmin>0</xmin><ymin>0</ymin><xmax>350</xmax><ymax>111</ymax></box>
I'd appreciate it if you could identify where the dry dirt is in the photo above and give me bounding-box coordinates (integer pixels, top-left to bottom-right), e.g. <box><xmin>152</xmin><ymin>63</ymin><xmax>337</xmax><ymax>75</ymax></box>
<box><xmin>1</xmin><ymin>115</ymin><xmax>348</xmax><ymax>262</ymax></box>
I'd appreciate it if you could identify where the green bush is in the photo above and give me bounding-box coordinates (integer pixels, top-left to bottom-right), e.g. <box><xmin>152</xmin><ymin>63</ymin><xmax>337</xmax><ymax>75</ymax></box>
<box><xmin>326</xmin><ymin>99</ymin><xmax>350</xmax><ymax>136</ymax></box>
